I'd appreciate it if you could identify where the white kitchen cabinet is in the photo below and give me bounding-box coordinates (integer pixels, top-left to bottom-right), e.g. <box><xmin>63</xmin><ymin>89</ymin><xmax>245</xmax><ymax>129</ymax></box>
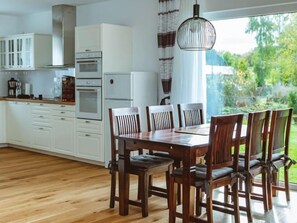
<box><xmin>75</xmin><ymin>24</ymin><xmax>101</xmax><ymax>52</ymax></box>
<box><xmin>76</xmin><ymin>119</ymin><xmax>104</xmax><ymax>162</ymax></box>
<box><xmin>52</xmin><ymin>104</ymin><xmax>75</xmax><ymax>156</ymax></box>
<box><xmin>0</xmin><ymin>38</ymin><xmax>6</xmax><ymax>69</ymax></box>
<box><xmin>0</xmin><ymin>101</ymin><xmax>6</xmax><ymax>143</ymax></box>
<box><xmin>75</xmin><ymin>23</ymin><xmax>132</xmax><ymax>73</ymax></box>
<box><xmin>6</xmin><ymin>101</ymin><xmax>32</xmax><ymax>147</ymax></box>
<box><xmin>2</xmin><ymin>33</ymin><xmax>52</xmax><ymax>70</ymax></box>
<box><xmin>32</xmin><ymin>103</ymin><xmax>53</xmax><ymax>151</ymax></box>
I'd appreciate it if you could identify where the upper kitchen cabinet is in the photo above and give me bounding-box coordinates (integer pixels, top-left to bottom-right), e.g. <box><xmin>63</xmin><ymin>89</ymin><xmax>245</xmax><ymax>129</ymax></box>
<box><xmin>75</xmin><ymin>24</ymin><xmax>101</xmax><ymax>52</ymax></box>
<box><xmin>0</xmin><ymin>38</ymin><xmax>6</xmax><ymax>69</ymax></box>
<box><xmin>1</xmin><ymin>33</ymin><xmax>52</xmax><ymax>70</ymax></box>
<box><xmin>75</xmin><ymin>23</ymin><xmax>132</xmax><ymax>73</ymax></box>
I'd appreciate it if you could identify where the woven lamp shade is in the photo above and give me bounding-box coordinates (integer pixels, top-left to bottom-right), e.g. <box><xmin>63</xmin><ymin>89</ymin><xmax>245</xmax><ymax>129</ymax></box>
<box><xmin>177</xmin><ymin>3</ymin><xmax>216</xmax><ymax>51</ymax></box>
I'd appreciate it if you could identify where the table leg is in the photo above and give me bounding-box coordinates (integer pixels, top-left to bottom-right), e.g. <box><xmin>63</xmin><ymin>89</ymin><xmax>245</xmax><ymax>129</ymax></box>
<box><xmin>182</xmin><ymin>151</ymin><xmax>195</xmax><ymax>222</ymax></box>
<box><xmin>118</xmin><ymin>139</ymin><xmax>130</xmax><ymax>216</ymax></box>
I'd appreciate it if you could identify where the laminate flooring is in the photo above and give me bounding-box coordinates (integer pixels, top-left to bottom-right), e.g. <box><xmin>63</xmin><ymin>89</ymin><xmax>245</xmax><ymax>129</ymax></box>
<box><xmin>0</xmin><ymin>147</ymin><xmax>296</xmax><ymax>223</ymax></box>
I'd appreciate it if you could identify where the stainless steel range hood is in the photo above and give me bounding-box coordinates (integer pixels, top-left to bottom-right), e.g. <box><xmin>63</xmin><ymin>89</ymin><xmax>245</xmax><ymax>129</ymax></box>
<box><xmin>48</xmin><ymin>5</ymin><xmax>76</xmax><ymax>68</ymax></box>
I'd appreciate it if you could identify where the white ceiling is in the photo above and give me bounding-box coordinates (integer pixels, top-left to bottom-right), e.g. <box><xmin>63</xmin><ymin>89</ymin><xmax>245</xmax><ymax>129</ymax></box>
<box><xmin>0</xmin><ymin>0</ymin><xmax>109</xmax><ymax>16</ymax></box>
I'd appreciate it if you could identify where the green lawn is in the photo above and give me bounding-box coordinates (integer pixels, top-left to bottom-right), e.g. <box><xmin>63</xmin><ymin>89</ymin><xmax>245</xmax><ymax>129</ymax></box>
<box><xmin>288</xmin><ymin>123</ymin><xmax>297</xmax><ymax>183</ymax></box>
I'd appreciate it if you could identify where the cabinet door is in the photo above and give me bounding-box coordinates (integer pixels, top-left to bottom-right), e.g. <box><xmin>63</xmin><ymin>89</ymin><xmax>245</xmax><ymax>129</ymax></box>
<box><xmin>0</xmin><ymin>38</ymin><xmax>6</xmax><ymax>69</ymax></box>
<box><xmin>7</xmin><ymin>102</ymin><xmax>32</xmax><ymax>146</ymax></box>
<box><xmin>23</xmin><ymin>36</ymin><xmax>33</xmax><ymax>68</ymax></box>
<box><xmin>52</xmin><ymin>116</ymin><xmax>75</xmax><ymax>155</ymax></box>
<box><xmin>76</xmin><ymin>132</ymin><xmax>104</xmax><ymax>162</ymax></box>
<box><xmin>0</xmin><ymin>101</ymin><xmax>6</xmax><ymax>143</ymax></box>
<box><xmin>7</xmin><ymin>38</ymin><xmax>14</xmax><ymax>68</ymax></box>
<box><xmin>75</xmin><ymin>25</ymin><xmax>101</xmax><ymax>52</ymax></box>
<box><xmin>32</xmin><ymin>126</ymin><xmax>52</xmax><ymax>151</ymax></box>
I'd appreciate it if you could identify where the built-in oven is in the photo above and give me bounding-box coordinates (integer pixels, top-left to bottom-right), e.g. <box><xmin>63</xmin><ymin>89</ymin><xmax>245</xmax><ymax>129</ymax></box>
<box><xmin>75</xmin><ymin>79</ymin><xmax>102</xmax><ymax>120</ymax></box>
<box><xmin>75</xmin><ymin>51</ymin><xmax>102</xmax><ymax>79</ymax></box>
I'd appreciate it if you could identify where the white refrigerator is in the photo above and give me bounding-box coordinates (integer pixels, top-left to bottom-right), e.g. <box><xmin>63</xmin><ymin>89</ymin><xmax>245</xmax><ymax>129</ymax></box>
<box><xmin>104</xmin><ymin>72</ymin><xmax>158</xmax><ymax>166</ymax></box>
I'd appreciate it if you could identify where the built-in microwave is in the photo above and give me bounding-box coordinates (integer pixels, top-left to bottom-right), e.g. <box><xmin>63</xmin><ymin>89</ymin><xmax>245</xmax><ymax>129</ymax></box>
<box><xmin>75</xmin><ymin>51</ymin><xmax>102</xmax><ymax>79</ymax></box>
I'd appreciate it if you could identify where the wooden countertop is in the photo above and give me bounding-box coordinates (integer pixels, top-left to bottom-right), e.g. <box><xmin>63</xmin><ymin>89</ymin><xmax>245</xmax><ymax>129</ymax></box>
<box><xmin>0</xmin><ymin>97</ymin><xmax>75</xmax><ymax>105</ymax></box>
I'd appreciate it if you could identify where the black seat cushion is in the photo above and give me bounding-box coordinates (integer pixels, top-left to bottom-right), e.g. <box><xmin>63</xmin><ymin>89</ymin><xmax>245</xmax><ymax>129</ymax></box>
<box><xmin>130</xmin><ymin>154</ymin><xmax>174</xmax><ymax>169</ymax></box>
<box><xmin>238</xmin><ymin>158</ymin><xmax>261</xmax><ymax>171</ymax></box>
<box><xmin>172</xmin><ymin>164</ymin><xmax>233</xmax><ymax>181</ymax></box>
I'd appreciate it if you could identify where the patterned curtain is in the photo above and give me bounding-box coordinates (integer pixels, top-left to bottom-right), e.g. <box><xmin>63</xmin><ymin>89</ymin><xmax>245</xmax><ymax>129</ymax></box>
<box><xmin>158</xmin><ymin>0</ymin><xmax>179</xmax><ymax>101</ymax></box>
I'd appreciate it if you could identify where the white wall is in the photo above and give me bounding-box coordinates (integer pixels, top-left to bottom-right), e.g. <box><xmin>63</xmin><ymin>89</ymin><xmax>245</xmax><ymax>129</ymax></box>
<box><xmin>18</xmin><ymin>11</ymin><xmax>52</xmax><ymax>34</ymax></box>
<box><xmin>0</xmin><ymin>15</ymin><xmax>18</xmax><ymax>36</ymax></box>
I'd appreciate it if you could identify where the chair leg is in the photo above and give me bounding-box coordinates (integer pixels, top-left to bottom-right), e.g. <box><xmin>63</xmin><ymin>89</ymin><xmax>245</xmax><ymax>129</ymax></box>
<box><xmin>148</xmin><ymin>175</ymin><xmax>153</xmax><ymax>197</ymax></box>
<box><xmin>109</xmin><ymin>170</ymin><xmax>116</xmax><ymax>208</ymax></box>
<box><xmin>166</xmin><ymin>170</ymin><xmax>171</xmax><ymax>208</ymax></box>
<box><xmin>168</xmin><ymin>174</ymin><xmax>176</xmax><ymax>223</ymax></box>
<box><xmin>138</xmin><ymin>176</ymin><xmax>142</xmax><ymax>200</ymax></box>
<box><xmin>267</xmin><ymin>179</ymin><xmax>273</xmax><ymax>210</ymax></box>
<box><xmin>224</xmin><ymin>185</ymin><xmax>230</xmax><ymax>203</ymax></box>
<box><xmin>244</xmin><ymin>179</ymin><xmax>253</xmax><ymax>223</ymax></box>
<box><xmin>284</xmin><ymin>166</ymin><xmax>290</xmax><ymax>202</ymax></box>
<box><xmin>262</xmin><ymin>171</ymin><xmax>268</xmax><ymax>212</ymax></box>
<box><xmin>206</xmin><ymin>190</ymin><xmax>214</xmax><ymax>223</ymax></box>
<box><xmin>272</xmin><ymin>171</ymin><xmax>278</xmax><ymax>197</ymax></box>
<box><xmin>232</xmin><ymin>182</ymin><xmax>240</xmax><ymax>223</ymax></box>
<box><xmin>140</xmin><ymin>173</ymin><xmax>149</xmax><ymax>217</ymax></box>
<box><xmin>195</xmin><ymin>188</ymin><xmax>202</xmax><ymax>217</ymax></box>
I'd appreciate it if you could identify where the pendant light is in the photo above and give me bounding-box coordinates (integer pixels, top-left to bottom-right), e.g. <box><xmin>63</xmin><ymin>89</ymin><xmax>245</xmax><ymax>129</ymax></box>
<box><xmin>177</xmin><ymin>1</ymin><xmax>216</xmax><ymax>51</ymax></box>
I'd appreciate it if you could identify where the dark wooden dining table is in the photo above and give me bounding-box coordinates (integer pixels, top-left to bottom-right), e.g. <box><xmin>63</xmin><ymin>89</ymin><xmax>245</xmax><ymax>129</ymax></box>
<box><xmin>116</xmin><ymin>124</ymin><xmax>247</xmax><ymax>223</ymax></box>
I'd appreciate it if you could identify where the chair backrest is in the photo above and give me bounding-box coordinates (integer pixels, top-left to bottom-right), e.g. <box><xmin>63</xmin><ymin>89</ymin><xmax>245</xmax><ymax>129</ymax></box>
<box><xmin>109</xmin><ymin>107</ymin><xmax>141</xmax><ymax>163</ymax></box>
<box><xmin>244</xmin><ymin>110</ymin><xmax>270</xmax><ymax>168</ymax></box>
<box><xmin>146</xmin><ymin>104</ymin><xmax>174</xmax><ymax>131</ymax></box>
<box><xmin>177</xmin><ymin>103</ymin><xmax>204</xmax><ymax>127</ymax></box>
<box><xmin>206</xmin><ymin>114</ymin><xmax>243</xmax><ymax>179</ymax></box>
<box><xmin>267</xmin><ymin>108</ymin><xmax>293</xmax><ymax>160</ymax></box>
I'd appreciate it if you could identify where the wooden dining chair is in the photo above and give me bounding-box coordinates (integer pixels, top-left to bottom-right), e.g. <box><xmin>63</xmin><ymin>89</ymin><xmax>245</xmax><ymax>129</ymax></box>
<box><xmin>267</xmin><ymin>108</ymin><xmax>295</xmax><ymax>210</ymax></box>
<box><xmin>146</xmin><ymin>104</ymin><xmax>181</xmax><ymax>203</ymax></box>
<box><xmin>177</xmin><ymin>103</ymin><xmax>204</xmax><ymax>127</ymax></box>
<box><xmin>169</xmin><ymin>113</ymin><xmax>244</xmax><ymax>223</ymax></box>
<box><xmin>108</xmin><ymin>107</ymin><xmax>174</xmax><ymax>217</ymax></box>
<box><xmin>226</xmin><ymin>110</ymin><xmax>270</xmax><ymax>222</ymax></box>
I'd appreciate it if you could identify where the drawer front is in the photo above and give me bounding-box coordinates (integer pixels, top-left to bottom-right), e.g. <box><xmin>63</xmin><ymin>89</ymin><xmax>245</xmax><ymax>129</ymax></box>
<box><xmin>76</xmin><ymin>119</ymin><xmax>103</xmax><ymax>134</ymax></box>
<box><xmin>52</xmin><ymin>109</ymin><xmax>75</xmax><ymax>118</ymax></box>
<box><xmin>32</xmin><ymin>103</ymin><xmax>53</xmax><ymax>115</ymax></box>
<box><xmin>32</xmin><ymin>114</ymin><xmax>51</xmax><ymax>126</ymax></box>
<box><xmin>52</xmin><ymin>104</ymin><xmax>75</xmax><ymax>112</ymax></box>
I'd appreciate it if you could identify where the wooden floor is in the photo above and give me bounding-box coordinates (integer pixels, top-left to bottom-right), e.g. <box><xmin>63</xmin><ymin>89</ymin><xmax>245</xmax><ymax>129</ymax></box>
<box><xmin>0</xmin><ymin>147</ymin><xmax>296</xmax><ymax>223</ymax></box>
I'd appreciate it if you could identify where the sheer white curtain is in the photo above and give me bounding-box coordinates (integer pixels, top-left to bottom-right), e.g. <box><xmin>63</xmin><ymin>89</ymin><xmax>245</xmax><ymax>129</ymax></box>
<box><xmin>171</xmin><ymin>0</ymin><xmax>206</xmax><ymax>108</ymax></box>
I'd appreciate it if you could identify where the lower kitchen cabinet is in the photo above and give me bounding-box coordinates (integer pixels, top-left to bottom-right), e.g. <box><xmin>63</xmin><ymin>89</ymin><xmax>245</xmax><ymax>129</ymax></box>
<box><xmin>76</xmin><ymin>119</ymin><xmax>104</xmax><ymax>162</ymax></box>
<box><xmin>32</xmin><ymin>103</ymin><xmax>53</xmax><ymax>151</ymax></box>
<box><xmin>0</xmin><ymin>101</ymin><xmax>6</xmax><ymax>143</ymax></box>
<box><xmin>7</xmin><ymin>101</ymin><xmax>32</xmax><ymax>146</ymax></box>
<box><xmin>76</xmin><ymin>132</ymin><xmax>103</xmax><ymax>161</ymax></box>
<box><xmin>32</xmin><ymin>126</ymin><xmax>52</xmax><ymax>151</ymax></box>
<box><xmin>52</xmin><ymin>105</ymin><xmax>75</xmax><ymax>156</ymax></box>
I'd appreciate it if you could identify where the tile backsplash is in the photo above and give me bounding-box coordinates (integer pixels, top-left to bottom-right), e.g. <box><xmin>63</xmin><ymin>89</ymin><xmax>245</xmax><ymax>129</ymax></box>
<box><xmin>0</xmin><ymin>69</ymin><xmax>75</xmax><ymax>98</ymax></box>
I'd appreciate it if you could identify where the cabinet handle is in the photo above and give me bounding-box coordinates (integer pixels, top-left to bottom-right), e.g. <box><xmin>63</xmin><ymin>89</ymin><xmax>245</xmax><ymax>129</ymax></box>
<box><xmin>60</xmin><ymin>111</ymin><xmax>65</xmax><ymax>114</ymax></box>
<box><xmin>39</xmin><ymin>103</ymin><xmax>43</xmax><ymax>106</ymax></box>
<box><xmin>85</xmin><ymin>120</ymin><xmax>90</xmax><ymax>123</ymax></box>
<box><xmin>60</xmin><ymin>105</ymin><xmax>65</xmax><ymax>107</ymax></box>
<box><xmin>39</xmin><ymin>115</ymin><xmax>44</xmax><ymax>118</ymax></box>
<box><xmin>39</xmin><ymin>127</ymin><xmax>44</xmax><ymax>130</ymax></box>
<box><xmin>85</xmin><ymin>134</ymin><xmax>91</xmax><ymax>137</ymax></box>
<box><xmin>61</xmin><ymin>118</ymin><xmax>65</xmax><ymax>120</ymax></box>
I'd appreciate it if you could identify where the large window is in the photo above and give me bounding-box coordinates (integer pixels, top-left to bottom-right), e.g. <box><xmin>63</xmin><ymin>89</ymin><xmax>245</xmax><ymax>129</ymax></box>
<box><xmin>206</xmin><ymin>13</ymin><xmax>297</xmax><ymax>183</ymax></box>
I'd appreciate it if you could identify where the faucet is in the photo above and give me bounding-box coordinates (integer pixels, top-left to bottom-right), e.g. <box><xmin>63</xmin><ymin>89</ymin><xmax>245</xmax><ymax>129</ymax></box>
<box><xmin>160</xmin><ymin>96</ymin><xmax>170</xmax><ymax>105</ymax></box>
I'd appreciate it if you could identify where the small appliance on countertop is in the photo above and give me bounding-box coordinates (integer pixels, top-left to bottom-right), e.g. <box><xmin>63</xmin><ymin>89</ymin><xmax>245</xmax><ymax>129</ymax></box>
<box><xmin>7</xmin><ymin>78</ymin><xmax>17</xmax><ymax>98</ymax></box>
